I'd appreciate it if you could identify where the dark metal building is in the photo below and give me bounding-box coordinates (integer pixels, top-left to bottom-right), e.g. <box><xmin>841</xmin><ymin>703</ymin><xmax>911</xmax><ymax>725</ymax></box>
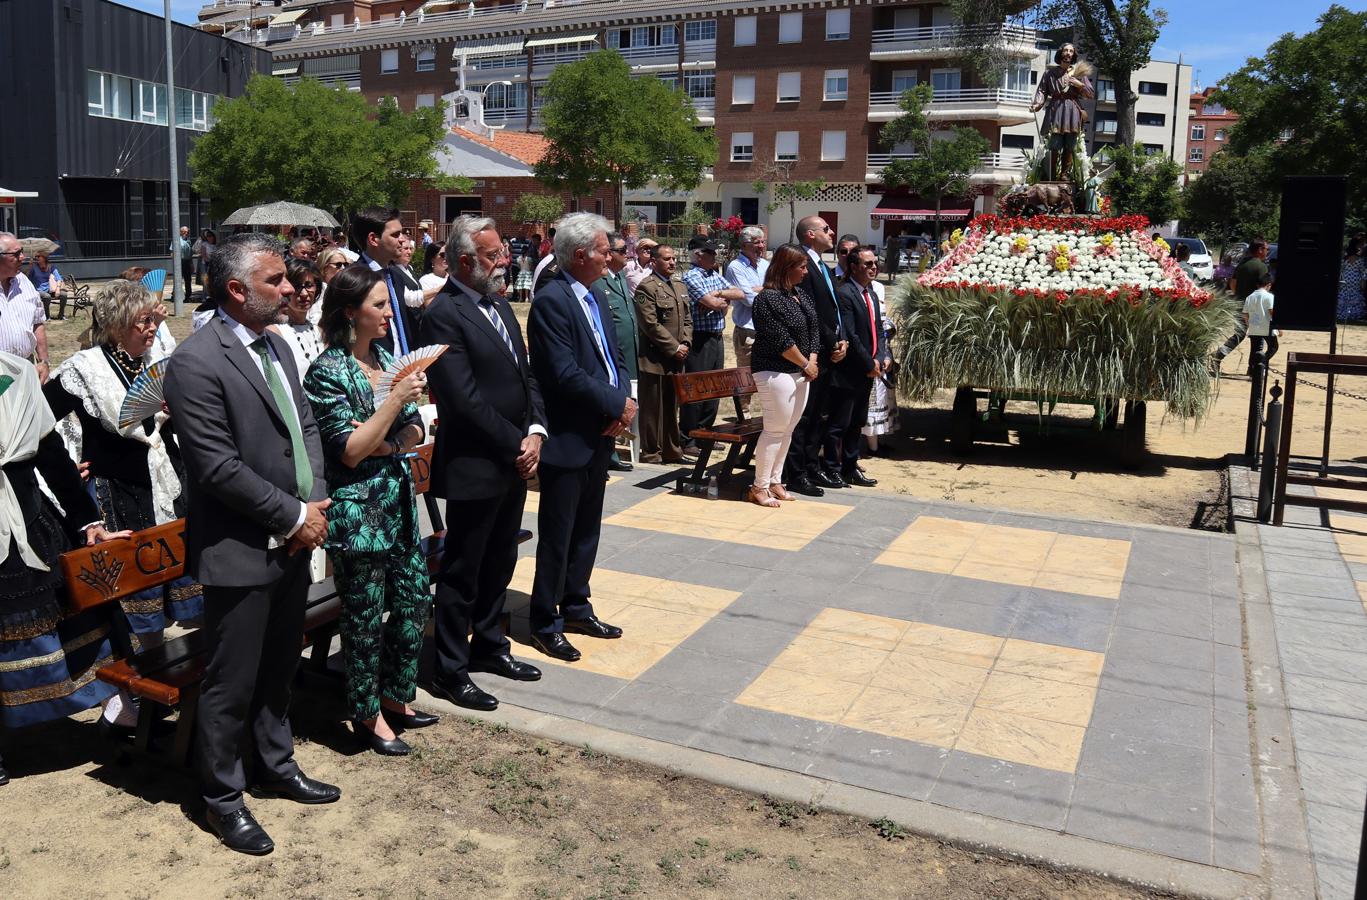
<box><xmin>0</xmin><ymin>0</ymin><xmax>269</xmax><ymax>276</ymax></box>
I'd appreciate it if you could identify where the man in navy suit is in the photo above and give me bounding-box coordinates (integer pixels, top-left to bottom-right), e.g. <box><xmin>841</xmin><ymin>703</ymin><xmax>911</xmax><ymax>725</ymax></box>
<box><xmin>350</xmin><ymin>206</ymin><xmax>423</xmax><ymax>357</ymax></box>
<box><xmin>526</xmin><ymin>213</ymin><xmax>636</xmax><ymax>662</ymax></box>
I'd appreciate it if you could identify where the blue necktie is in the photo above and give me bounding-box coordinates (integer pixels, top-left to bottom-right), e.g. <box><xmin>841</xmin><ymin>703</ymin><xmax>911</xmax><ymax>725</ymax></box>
<box><xmin>383</xmin><ymin>270</ymin><xmax>410</xmax><ymax>355</ymax></box>
<box><xmin>818</xmin><ymin>261</ymin><xmax>842</xmax><ymax>331</ymax></box>
<box><xmin>585</xmin><ymin>291</ymin><xmax>618</xmax><ymax>388</ymax></box>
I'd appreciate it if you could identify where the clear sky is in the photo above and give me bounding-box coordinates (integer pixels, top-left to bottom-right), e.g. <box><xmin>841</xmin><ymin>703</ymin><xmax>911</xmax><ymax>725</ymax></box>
<box><xmin>117</xmin><ymin>0</ymin><xmax>1347</xmax><ymax>86</ymax></box>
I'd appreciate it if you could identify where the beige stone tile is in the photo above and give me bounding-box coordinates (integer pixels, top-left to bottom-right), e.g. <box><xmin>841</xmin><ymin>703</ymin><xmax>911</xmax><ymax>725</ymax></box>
<box><xmin>610</xmin><ymin>604</ymin><xmax>710</xmax><ymax>648</ymax></box>
<box><xmin>1031</xmin><ymin>570</ymin><xmax>1124</xmax><ymax>600</ymax></box>
<box><xmin>1041</xmin><ymin>534</ymin><xmax>1132</xmax><ymax>581</ymax></box>
<box><xmin>996</xmin><ymin>639</ymin><xmax>1105</xmax><ymax>687</ymax></box>
<box><xmin>841</xmin><ymin>686</ymin><xmax>970</xmax><ymax>747</ymax></box>
<box><xmin>523</xmin><ymin>491</ymin><xmax>540</xmax><ymax>514</ymax></box>
<box><xmin>631</xmin><ymin>580</ymin><xmax>739</xmax><ymax>617</ymax></box>
<box><xmin>768</xmin><ymin>634</ymin><xmax>890</xmax><ymax>684</ymax></box>
<box><xmin>965</xmin><ymin>526</ymin><xmax>1055</xmax><ymax>570</ymax></box>
<box><xmin>530</xmin><ymin>636</ymin><xmax>673</xmax><ymax>680</ymax></box>
<box><xmin>874</xmin><ymin>547</ymin><xmax>960</xmax><ymax>573</ymax></box>
<box><xmin>871</xmin><ymin>650</ymin><xmax>990</xmax><ymax>705</ymax></box>
<box><xmin>603</xmin><ymin>491</ymin><xmax>852</xmax><ymax>551</ymax></box>
<box><xmin>952</xmin><ymin>560</ymin><xmax>1038</xmax><ymax>587</ymax></box>
<box><xmin>974</xmin><ymin>671</ymin><xmax>1098</xmax><ymax>727</ymax></box>
<box><xmin>1336</xmin><ymin>530</ymin><xmax>1367</xmax><ymax>565</ymax></box>
<box><xmin>736</xmin><ymin>668</ymin><xmax>864</xmax><ymax>722</ymax></box>
<box><xmin>806</xmin><ymin>608</ymin><xmax>909</xmax><ymax>651</ymax></box>
<box><xmin>897</xmin><ymin>623</ymin><xmax>1004</xmax><ymax>668</ymax></box>
<box><xmin>955</xmin><ymin>706</ymin><xmax>1088</xmax><ymax>772</ymax></box>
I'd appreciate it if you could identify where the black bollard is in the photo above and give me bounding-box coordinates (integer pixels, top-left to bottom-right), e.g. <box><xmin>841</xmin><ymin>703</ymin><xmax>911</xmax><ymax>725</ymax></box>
<box><xmin>1258</xmin><ymin>381</ymin><xmax>1283</xmax><ymax>523</ymax></box>
<box><xmin>1246</xmin><ymin>341</ymin><xmax>1268</xmax><ymax>466</ymax></box>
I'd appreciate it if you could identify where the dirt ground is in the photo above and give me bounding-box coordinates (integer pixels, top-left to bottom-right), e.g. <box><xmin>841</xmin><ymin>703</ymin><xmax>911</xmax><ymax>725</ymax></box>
<box><xmin>0</xmin><ymin>693</ymin><xmax>1159</xmax><ymax>900</ymax></box>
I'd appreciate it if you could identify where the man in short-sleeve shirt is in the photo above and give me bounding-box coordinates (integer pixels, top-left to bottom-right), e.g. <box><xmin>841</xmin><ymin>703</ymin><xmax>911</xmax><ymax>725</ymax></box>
<box><xmin>1233</xmin><ymin>241</ymin><xmax>1269</xmax><ymax>300</ymax></box>
<box><xmin>0</xmin><ymin>233</ymin><xmax>50</xmax><ymax>382</ymax></box>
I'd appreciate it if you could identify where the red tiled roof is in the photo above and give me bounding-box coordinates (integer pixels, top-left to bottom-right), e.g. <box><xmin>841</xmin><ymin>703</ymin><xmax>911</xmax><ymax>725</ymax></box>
<box><xmin>451</xmin><ymin>127</ymin><xmax>550</xmax><ymax>166</ymax></box>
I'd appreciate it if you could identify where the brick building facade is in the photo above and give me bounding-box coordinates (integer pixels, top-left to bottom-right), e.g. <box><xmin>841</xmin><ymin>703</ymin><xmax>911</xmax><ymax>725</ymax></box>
<box><xmin>1186</xmin><ymin>87</ymin><xmax>1239</xmax><ymax>182</ymax></box>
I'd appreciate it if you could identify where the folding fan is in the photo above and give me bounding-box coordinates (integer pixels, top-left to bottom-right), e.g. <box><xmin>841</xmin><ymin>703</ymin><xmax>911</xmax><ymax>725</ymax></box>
<box><xmin>372</xmin><ymin>345</ymin><xmax>446</xmax><ymax>404</ymax></box>
<box><xmin>118</xmin><ymin>358</ymin><xmax>170</xmax><ymax>430</ymax></box>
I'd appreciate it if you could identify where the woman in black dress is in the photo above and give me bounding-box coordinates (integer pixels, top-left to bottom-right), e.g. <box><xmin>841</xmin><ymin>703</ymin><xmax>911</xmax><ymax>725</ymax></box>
<box><xmin>748</xmin><ymin>244</ymin><xmax>821</xmax><ymax>507</ymax></box>
<box><xmin>0</xmin><ymin>352</ymin><xmax>130</xmax><ymax>784</ymax></box>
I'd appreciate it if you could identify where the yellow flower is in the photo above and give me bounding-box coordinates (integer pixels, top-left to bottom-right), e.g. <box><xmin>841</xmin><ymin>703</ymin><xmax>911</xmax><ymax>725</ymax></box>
<box><xmin>1012</xmin><ymin>236</ymin><xmax>1030</xmax><ymax>253</ymax></box>
<box><xmin>1099</xmin><ymin>233</ymin><xmax>1115</xmax><ymax>247</ymax></box>
<box><xmin>950</xmin><ymin>228</ymin><xmax>964</xmax><ymax>248</ymax></box>
<box><xmin>1054</xmin><ymin>254</ymin><xmax>1071</xmax><ymax>272</ymax></box>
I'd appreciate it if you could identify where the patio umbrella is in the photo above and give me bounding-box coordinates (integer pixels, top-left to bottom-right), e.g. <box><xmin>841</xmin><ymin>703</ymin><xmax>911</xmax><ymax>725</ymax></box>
<box><xmin>221</xmin><ymin>201</ymin><xmax>340</xmax><ymax>229</ymax></box>
<box><xmin>18</xmin><ymin>237</ymin><xmax>59</xmax><ymax>257</ymax></box>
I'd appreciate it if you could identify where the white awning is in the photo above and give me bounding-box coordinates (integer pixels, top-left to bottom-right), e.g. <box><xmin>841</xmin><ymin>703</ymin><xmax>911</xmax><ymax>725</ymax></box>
<box><xmin>272</xmin><ymin>65</ymin><xmax>300</xmax><ymax>76</ymax></box>
<box><xmin>524</xmin><ymin>31</ymin><xmax>599</xmax><ymax>49</ymax></box>
<box><xmin>268</xmin><ymin>8</ymin><xmax>308</xmax><ymax>26</ymax></box>
<box><xmin>0</xmin><ymin>187</ymin><xmax>40</xmax><ymax>200</ymax></box>
<box><xmin>452</xmin><ymin>36</ymin><xmax>525</xmax><ymax>59</ymax></box>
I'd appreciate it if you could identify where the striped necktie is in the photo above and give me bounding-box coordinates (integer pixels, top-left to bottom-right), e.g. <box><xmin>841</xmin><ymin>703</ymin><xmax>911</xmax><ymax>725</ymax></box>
<box><xmin>479</xmin><ymin>295</ymin><xmax>517</xmax><ymax>358</ymax></box>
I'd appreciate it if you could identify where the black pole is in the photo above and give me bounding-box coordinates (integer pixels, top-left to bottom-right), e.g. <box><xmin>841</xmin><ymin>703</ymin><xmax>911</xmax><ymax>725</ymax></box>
<box><xmin>1355</xmin><ymin>787</ymin><xmax>1367</xmax><ymax>899</ymax></box>
<box><xmin>1246</xmin><ymin>340</ymin><xmax>1268</xmax><ymax>465</ymax></box>
<box><xmin>1258</xmin><ymin>381</ymin><xmax>1282</xmax><ymax>522</ymax></box>
<box><xmin>1322</xmin><ymin>326</ymin><xmax>1338</xmax><ymax>477</ymax></box>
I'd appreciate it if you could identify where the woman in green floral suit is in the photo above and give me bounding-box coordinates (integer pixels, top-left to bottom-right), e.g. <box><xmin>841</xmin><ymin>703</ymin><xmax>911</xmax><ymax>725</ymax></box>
<box><xmin>303</xmin><ymin>265</ymin><xmax>436</xmax><ymax>756</ymax></box>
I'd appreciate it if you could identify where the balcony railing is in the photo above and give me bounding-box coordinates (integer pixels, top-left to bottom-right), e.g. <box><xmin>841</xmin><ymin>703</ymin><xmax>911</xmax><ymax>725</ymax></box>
<box><xmin>870</xmin><ymin>23</ymin><xmax>1037</xmax><ymax>49</ymax></box>
<box><xmin>868</xmin><ymin>88</ymin><xmax>1032</xmax><ymax>108</ymax></box>
<box><xmin>691</xmin><ymin>97</ymin><xmax>716</xmax><ymax>116</ymax></box>
<box><xmin>614</xmin><ymin>45</ymin><xmax>678</xmax><ymax>63</ymax></box>
<box><xmin>867</xmin><ymin>151</ymin><xmax>1027</xmax><ymax>170</ymax></box>
<box><xmin>531</xmin><ymin>46</ymin><xmax>595</xmax><ymax>67</ymax></box>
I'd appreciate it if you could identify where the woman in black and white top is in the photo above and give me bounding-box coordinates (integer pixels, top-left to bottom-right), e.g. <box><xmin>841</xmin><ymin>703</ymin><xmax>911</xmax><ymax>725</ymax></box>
<box><xmin>268</xmin><ymin>258</ymin><xmax>325</xmax><ymax>377</ymax></box>
<box><xmin>748</xmin><ymin>243</ymin><xmax>820</xmax><ymax>508</ymax></box>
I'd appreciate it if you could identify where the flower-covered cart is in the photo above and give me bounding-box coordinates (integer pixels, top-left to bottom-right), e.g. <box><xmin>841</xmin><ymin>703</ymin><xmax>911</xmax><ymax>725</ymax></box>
<box><xmin>893</xmin><ymin>213</ymin><xmax>1239</xmax><ymax>465</ymax></box>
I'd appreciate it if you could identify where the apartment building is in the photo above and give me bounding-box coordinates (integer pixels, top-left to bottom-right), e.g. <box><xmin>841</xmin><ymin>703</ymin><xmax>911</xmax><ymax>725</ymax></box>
<box><xmin>199</xmin><ymin>0</ymin><xmax>1054</xmax><ymax>243</ymax></box>
<box><xmin>1185</xmin><ymin>87</ymin><xmax>1238</xmax><ymax>181</ymax></box>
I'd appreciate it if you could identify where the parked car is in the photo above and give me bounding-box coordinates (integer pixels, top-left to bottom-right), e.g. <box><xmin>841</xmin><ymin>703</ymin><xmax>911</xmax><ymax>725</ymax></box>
<box><xmin>1169</xmin><ymin>236</ymin><xmax>1214</xmax><ymax>282</ymax></box>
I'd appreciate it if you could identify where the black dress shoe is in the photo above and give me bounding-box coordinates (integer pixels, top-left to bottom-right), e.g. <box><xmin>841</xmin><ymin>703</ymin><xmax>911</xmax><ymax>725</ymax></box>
<box><xmin>814</xmin><ymin>470</ymin><xmax>847</xmax><ymax>489</ymax></box>
<box><xmin>252</xmin><ymin>772</ymin><xmax>342</xmax><ymax>804</ymax></box>
<box><xmin>351</xmin><ymin>719</ymin><xmax>412</xmax><ymax>756</ymax></box>
<box><xmin>529</xmin><ymin>632</ymin><xmax>581</xmax><ymax>662</ymax></box>
<box><xmin>563</xmin><ymin>615</ymin><xmax>623</xmax><ymax>639</ymax></box>
<box><xmin>788</xmin><ymin>477</ymin><xmax>825</xmax><ymax>497</ymax></box>
<box><xmin>384</xmin><ymin>707</ymin><xmax>439</xmax><ymax>729</ymax></box>
<box><xmin>470</xmin><ymin>652</ymin><xmax>542</xmax><ymax>682</ymax></box>
<box><xmin>428</xmin><ymin>678</ymin><xmax>499</xmax><ymax>711</ymax></box>
<box><xmin>608</xmin><ymin>458</ymin><xmax>634</xmax><ymax>472</ymax></box>
<box><xmin>207</xmin><ymin>807</ymin><xmax>274</xmax><ymax>855</ymax></box>
<box><xmin>843</xmin><ymin>469</ymin><xmax>878</xmax><ymax>487</ymax></box>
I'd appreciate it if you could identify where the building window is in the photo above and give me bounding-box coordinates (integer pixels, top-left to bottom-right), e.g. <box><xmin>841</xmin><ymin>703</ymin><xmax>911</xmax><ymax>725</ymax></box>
<box><xmin>1214</xmin><ymin>129</ymin><xmax>1226</xmax><ymax>141</ymax></box>
<box><xmin>734</xmin><ymin>15</ymin><xmax>756</xmax><ymax>46</ymax></box>
<box><xmin>330</xmin><ymin>13</ymin><xmax>344</xmax><ymax>29</ymax></box>
<box><xmin>1094</xmin><ymin>112</ymin><xmax>1118</xmax><ymax>134</ymax></box>
<box><xmin>1138</xmin><ymin>80</ymin><xmax>1167</xmax><ymax>96</ymax></box>
<box><xmin>931</xmin><ymin>69</ymin><xmax>961</xmax><ymax>97</ymax></box>
<box><xmin>821</xmin><ymin>130</ymin><xmax>846</xmax><ymax>161</ymax></box>
<box><xmin>1191</xmin><ymin>123</ymin><xmax>1205</xmax><ymax>141</ymax></box>
<box><xmin>775</xmin><ymin>130</ymin><xmax>799</xmax><ymax>161</ymax></box>
<box><xmin>138</xmin><ymin>81</ymin><xmax>167</xmax><ymax>124</ymax></box>
<box><xmin>778</xmin><ymin>12</ymin><xmax>802</xmax><ymax>43</ymax></box>
<box><xmin>1205</xmin><ymin>101</ymin><xmax>1226</xmax><ymax>115</ymax></box>
<box><xmin>380</xmin><ymin>49</ymin><xmax>399</xmax><ymax>74</ymax></box>
<box><xmin>174</xmin><ymin>88</ymin><xmax>214</xmax><ymax>131</ymax></box>
<box><xmin>415</xmin><ymin>49</ymin><xmax>435</xmax><ymax>72</ymax></box>
<box><xmin>1136</xmin><ymin>112</ymin><xmax>1166</xmax><ymax>127</ymax></box>
<box><xmin>731</xmin><ymin>132</ymin><xmax>754</xmax><ymax>162</ymax></box>
<box><xmin>685</xmin><ymin>72</ymin><xmax>715</xmax><ymax>99</ymax></box>
<box><xmin>1189</xmin><ymin>147</ymin><xmax>1204</xmax><ymax>162</ymax></box>
<box><xmin>892</xmin><ymin>71</ymin><xmax>917</xmax><ymax>94</ymax></box>
<box><xmin>87</xmin><ymin>70</ymin><xmax>131</xmax><ymax>119</ymax></box>
<box><xmin>416</xmin><ymin>94</ymin><xmax>435</xmax><ymax>108</ymax></box>
<box><xmin>1001</xmin><ymin>133</ymin><xmax>1034</xmax><ymax>150</ymax></box>
<box><xmin>1003</xmin><ymin>60</ymin><xmax>1030</xmax><ymax>94</ymax></box>
<box><xmin>825</xmin><ymin>9</ymin><xmax>850</xmax><ymax>40</ymax></box>
<box><xmin>823</xmin><ymin>70</ymin><xmax>848</xmax><ymax>101</ymax></box>
<box><xmin>1097</xmin><ymin>79</ymin><xmax>1116</xmax><ymax>103</ymax></box>
<box><xmin>658</xmin><ymin>74</ymin><xmax>679</xmax><ymax>91</ymax></box>
<box><xmin>89</xmin><ymin>69</ymin><xmax>217</xmax><ymax>130</ymax></box>
<box><xmin>684</xmin><ymin>20</ymin><xmax>716</xmax><ymax>42</ymax></box>
<box><xmin>777</xmin><ymin>72</ymin><xmax>801</xmax><ymax>102</ymax></box>
<box><xmin>731</xmin><ymin>74</ymin><xmax>755</xmax><ymax>105</ymax></box>
<box><xmin>1142</xmin><ymin>143</ymin><xmax>1164</xmax><ymax>155</ymax></box>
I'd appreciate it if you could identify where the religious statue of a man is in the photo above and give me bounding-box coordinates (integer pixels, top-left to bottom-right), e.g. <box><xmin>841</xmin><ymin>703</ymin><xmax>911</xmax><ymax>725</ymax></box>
<box><xmin>1030</xmin><ymin>43</ymin><xmax>1095</xmax><ymax>183</ymax></box>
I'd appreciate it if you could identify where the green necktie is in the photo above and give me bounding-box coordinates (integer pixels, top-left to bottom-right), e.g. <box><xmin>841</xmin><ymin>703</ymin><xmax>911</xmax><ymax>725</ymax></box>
<box><xmin>251</xmin><ymin>338</ymin><xmax>313</xmax><ymax>501</ymax></box>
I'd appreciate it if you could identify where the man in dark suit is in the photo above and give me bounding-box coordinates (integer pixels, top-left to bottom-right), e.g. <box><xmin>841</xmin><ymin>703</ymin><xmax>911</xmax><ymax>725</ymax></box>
<box><xmin>594</xmin><ymin>231</ymin><xmax>637</xmax><ymax>473</ymax></box>
<box><xmin>419</xmin><ymin>216</ymin><xmax>546</xmax><ymax>711</ymax></box>
<box><xmin>526</xmin><ymin>213</ymin><xmax>635</xmax><ymax>662</ymax></box>
<box><xmin>164</xmin><ymin>233</ymin><xmax>339</xmax><ymax>857</ymax></box>
<box><xmin>826</xmin><ymin>245</ymin><xmax>883</xmax><ymax>487</ymax></box>
<box><xmin>784</xmin><ymin>215</ymin><xmax>847</xmax><ymax>495</ymax></box>
<box><xmin>351</xmin><ymin>206</ymin><xmax>423</xmax><ymax>356</ymax></box>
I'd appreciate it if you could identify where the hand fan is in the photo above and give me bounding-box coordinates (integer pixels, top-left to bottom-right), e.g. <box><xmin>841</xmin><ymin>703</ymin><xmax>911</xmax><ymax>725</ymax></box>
<box><xmin>118</xmin><ymin>358</ymin><xmax>170</xmax><ymax>430</ymax></box>
<box><xmin>373</xmin><ymin>345</ymin><xmax>446</xmax><ymax>404</ymax></box>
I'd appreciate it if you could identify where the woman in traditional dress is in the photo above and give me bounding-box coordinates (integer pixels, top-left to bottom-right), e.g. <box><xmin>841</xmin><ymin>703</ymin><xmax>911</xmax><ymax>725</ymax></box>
<box><xmin>44</xmin><ymin>280</ymin><xmax>203</xmax><ymax>731</ymax></box>
<box><xmin>862</xmin><ymin>258</ymin><xmax>898</xmax><ymax>456</ymax></box>
<box><xmin>268</xmin><ymin>258</ymin><xmax>325</xmax><ymax>377</ymax></box>
<box><xmin>1337</xmin><ymin>238</ymin><xmax>1366</xmax><ymax>322</ymax></box>
<box><xmin>1029</xmin><ymin>43</ymin><xmax>1094</xmax><ymax>183</ymax></box>
<box><xmin>0</xmin><ymin>352</ymin><xmax>130</xmax><ymax>784</ymax></box>
<box><xmin>303</xmin><ymin>265</ymin><xmax>434</xmax><ymax>756</ymax></box>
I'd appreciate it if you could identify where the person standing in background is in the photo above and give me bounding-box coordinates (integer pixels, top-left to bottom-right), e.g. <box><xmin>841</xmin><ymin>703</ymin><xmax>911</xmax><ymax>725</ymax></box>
<box><xmin>633</xmin><ymin>245</ymin><xmax>693</xmax><ymax>465</ymax></box>
<box><xmin>0</xmin><ymin>233</ymin><xmax>51</xmax><ymax>384</ymax></box>
<box><xmin>594</xmin><ymin>232</ymin><xmax>638</xmax><ymax>473</ymax></box>
<box><xmin>680</xmin><ymin>243</ymin><xmax>743</xmax><ymax>443</ymax></box>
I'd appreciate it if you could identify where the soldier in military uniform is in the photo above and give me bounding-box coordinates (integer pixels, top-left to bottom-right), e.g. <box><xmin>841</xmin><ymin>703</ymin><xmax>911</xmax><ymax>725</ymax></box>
<box><xmin>633</xmin><ymin>245</ymin><xmax>693</xmax><ymax>464</ymax></box>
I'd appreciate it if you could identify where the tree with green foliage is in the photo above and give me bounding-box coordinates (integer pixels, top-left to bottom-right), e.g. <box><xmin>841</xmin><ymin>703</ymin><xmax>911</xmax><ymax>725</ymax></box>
<box><xmin>510</xmin><ymin>194</ymin><xmax>565</xmax><ymax>229</ymax></box>
<box><xmin>1100</xmin><ymin>143</ymin><xmax>1183</xmax><ymax>225</ymax></box>
<box><xmin>1216</xmin><ymin>4</ymin><xmax>1367</xmax><ymax>216</ymax></box>
<box><xmin>1181</xmin><ymin>151</ymin><xmax>1281</xmax><ymax>252</ymax></box>
<box><xmin>750</xmin><ymin>162</ymin><xmax>825</xmax><ymax>241</ymax></box>
<box><xmin>534</xmin><ymin>51</ymin><xmax>716</xmax><ymax>226</ymax></box>
<box><xmin>878</xmin><ymin>83</ymin><xmax>990</xmax><ymax>241</ymax></box>
<box><xmin>189</xmin><ymin>75</ymin><xmax>464</xmax><ymax>218</ymax></box>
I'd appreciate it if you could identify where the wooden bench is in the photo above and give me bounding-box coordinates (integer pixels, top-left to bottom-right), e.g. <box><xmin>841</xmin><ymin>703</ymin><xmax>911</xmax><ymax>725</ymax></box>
<box><xmin>670</xmin><ymin>367</ymin><xmax>763</xmax><ymax>494</ymax></box>
<box><xmin>59</xmin><ymin>442</ymin><xmax>529</xmax><ymax>766</ymax></box>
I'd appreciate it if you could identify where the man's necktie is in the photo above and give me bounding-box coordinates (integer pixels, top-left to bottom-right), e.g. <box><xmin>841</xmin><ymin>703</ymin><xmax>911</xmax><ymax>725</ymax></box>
<box><xmin>863</xmin><ymin>287</ymin><xmax>878</xmax><ymax>356</ymax></box>
<box><xmin>585</xmin><ymin>291</ymin><xmax>619</xmax><ymax>388</ymax></box>
<box><xmin>382</xmin><ymin>270</ymin><xmax>410</xmax><ymax>355</ymax></box>
<box><xmin>480</xmin><ymin>296</ymin><xmax>517</xmax><ymax>359</ymax></box>
<box><xmin>817</xmin><ymin>260</ymin><xmax>842</xmax><ymax>330</ymax></box>
<box><xmin>251</xmin><ymin>338</ymin><xmax>313</xmax><ymax>501</ymax></box>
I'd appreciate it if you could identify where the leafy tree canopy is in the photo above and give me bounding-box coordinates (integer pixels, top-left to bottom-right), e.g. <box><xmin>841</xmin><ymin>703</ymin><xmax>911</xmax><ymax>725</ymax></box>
<box><xmin>189</xmin><ymin>75</ymin><xmax>462</xmax><ymax>218</ymax></box>
<box><xmin>1181</xmin><ymin>150</ymin><xmax>1281</xmax><ymax>252</ymax></box>
<box><xmin>750</xmin><ymin>161</ymin><xmax>825</xmax><ymax>241</ymax></box>
<box><xmin>534</xmin><ymin>51</ymin><xmax>716</xmax><ymax>223</ymax></box>
<box><xmin>880</xmin><ymin>84</ymin><xmax>990</xmax><ymax>232</ymax></box>
<box><xmin>1100</xmin><ymin>143</ymin><xmax>1183</xmax><ymax>224</ymax></box>
<box><xmin>510</xmin><ymin>194</ymin><xmax>565</xmax><ymax>227</ymax></box>
<box><xmin>1216</xmin><ymin>4</ymin><xmax>1367</xmax><ymax>213</ymax></box>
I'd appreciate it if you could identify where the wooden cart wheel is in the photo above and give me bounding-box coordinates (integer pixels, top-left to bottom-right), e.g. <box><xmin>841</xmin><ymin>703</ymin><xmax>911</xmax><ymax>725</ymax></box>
<box><xmin>951</xmin><ymin>387</ymin><xmax>976</xmax><ymax>456</ymax></box>
<box><xmin>1121</xmin><ymin>400</ymin><xmax>1147</xmax><ymax>468</ymax></box>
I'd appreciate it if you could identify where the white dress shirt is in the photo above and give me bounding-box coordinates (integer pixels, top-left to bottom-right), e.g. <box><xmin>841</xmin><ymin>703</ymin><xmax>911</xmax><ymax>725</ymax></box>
<box><xmin>448</xmin><ymin>279</ymin><xmax>548</xmax><ymax>440</ymax></box>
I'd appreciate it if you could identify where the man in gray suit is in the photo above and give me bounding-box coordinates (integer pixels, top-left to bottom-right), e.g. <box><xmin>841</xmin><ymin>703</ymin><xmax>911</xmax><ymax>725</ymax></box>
<box><xmin>594</xmin><ymin>231</ymin><xmax>637</xmax><ymax>472</ymax></box>
<box><xmin>165</xmin><ymin>233</ymin><xmax>339</xmax><ymax>856</ymax></box>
